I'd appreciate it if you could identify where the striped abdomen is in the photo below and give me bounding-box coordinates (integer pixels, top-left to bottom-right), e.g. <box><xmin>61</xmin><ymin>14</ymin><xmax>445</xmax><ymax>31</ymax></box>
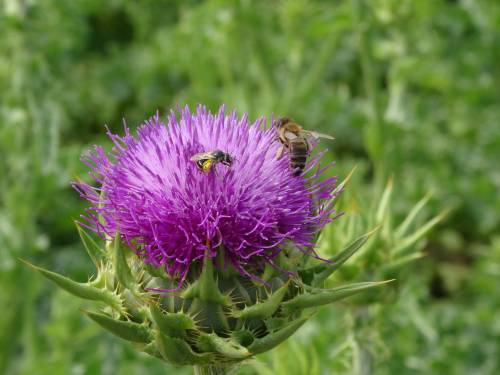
<box><xmin>288</xmin><ymin>138</ymin><xmax>308</xmax><ymax>176</ymax></box>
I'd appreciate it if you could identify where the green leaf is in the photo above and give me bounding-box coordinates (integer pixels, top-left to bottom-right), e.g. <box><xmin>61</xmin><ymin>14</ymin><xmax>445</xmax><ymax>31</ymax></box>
<box><xmin>76</xmin><ymin>223</ymin><xmax>107</xmax><ymax>266</ymax></box>
<box><xmin>282</xmin><ymin>280</ymin><xmax>393</xmax><ymax>312</ymax></box>
<box><xmin>21</xmin><ymin>259</ymin><xmax>123</xmax><ymax>313</ymax></box>
<box><xmin>149</xmin><ymin>304</ymin><xmax>195</xmax><ymax>339</ymax></box>
<box><xmin>231</xmin><ymin>281</ymin><xmax>289</xmax><ymax>319</ymax></box>
<box><xmin>112</xmin><ymin>233</ymin><xmax>135</xmax><ymax>291</ymax></box>
<box><xmin>83</xmin><ymin>310</ymin><xmax>153</xmax><ymax>343</ymax></box>
<box><xmin>395</xmin><ymin>191</ymin><xmax>433</xmax><ymax>238</ymax></box>
<box><xmin>197</xmin><ymin>333</ymin><xmax>251</xmax><ymax>359</ymax></box>
<box><xmin>142</xmin><ymin>342</ymin><xmax>163</xmax><ymax>360</ymax></box>
<box><xmin>381</xmin><ymin>253</ymin><xmax>425</xmax><ymax>275</ymax></box>
<box><xmin>351</xmin><ymin>334</ymin><xmax>373</xmax><ymax>375</ymax></box>
<box><xmin>392</xmin><ymin>209</ymin><xmax>450</xmax><ymax>255</ymax></box>
<box><xmin>156</xmin><ymin>332</ymin><xmax>214</xmax><ymax>366</ymax></box>
<box><xmin>376</xmin><ymin>178</ymin><xmax>393</xmax><ymax>223</ymax></box>
<box><xmin>300</xmin><ymin>227</ymin><xmax>378</xmax><ymax>286</ymax></box>
<box><xmin>264</xmin><ymin>317</ymin><xmax>287</xmax><ymax>332</ymax></box>
<box><xmin>249</xmin><ymin>316</ymin><xmax>310</xmax><ymax>355</ymax></box>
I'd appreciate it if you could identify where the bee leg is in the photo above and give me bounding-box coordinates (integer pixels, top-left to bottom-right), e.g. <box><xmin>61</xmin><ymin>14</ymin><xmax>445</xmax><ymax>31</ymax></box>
<box><xmin>195</xmin><ymin>160</ymin><xmax>205</xmax><ymax>171</ymax></box>
<box><xmin>305</xmin><ymin>138</ymin><xmax>313</xmax><ymax>155</ymax></box>
<box><xmin>276</xmin><ymin>144</ymin><xmax>285</xmax><ymax>160</ymax></box>
<box><xmin>212</xmin><ymin>163</ymin><xmax>220</xmax><ymax>177</ymax></box>
<box><xmin>292</xmin><ymin>166</ymin><xmax>302</xmax><ymax>177</ymax></box>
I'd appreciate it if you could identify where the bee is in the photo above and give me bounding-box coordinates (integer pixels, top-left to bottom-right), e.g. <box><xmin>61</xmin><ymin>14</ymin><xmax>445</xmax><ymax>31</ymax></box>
<box><xmin>190</xmin><ymin>149</ymin><xmax>233</xmax><ymax>173</ymax></box>
<box><xmin>274</xmin><ymin>117</ymin><xmax>334</xmax><ymax>176</ymax></box>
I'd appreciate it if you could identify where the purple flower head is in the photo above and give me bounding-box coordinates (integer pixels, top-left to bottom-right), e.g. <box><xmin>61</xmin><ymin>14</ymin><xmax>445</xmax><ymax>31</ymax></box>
<box><xmin>74</xmin><ymin>105</ymin><xmax>337</xmax><ymax>283</ymax></box>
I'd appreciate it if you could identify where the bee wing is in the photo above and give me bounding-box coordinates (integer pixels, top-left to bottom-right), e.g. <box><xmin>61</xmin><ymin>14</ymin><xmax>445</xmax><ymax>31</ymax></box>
<box><xmin>284</xmin><ymin>131</ymin><xmax>298</xmax><ymax>140</ymax></box>
<box><xmin>276</xmin><ymin>144</ymin><xmax>285</xmax><ymax>160</ymax></box>
<box><xmin>304</xmin><ymin>130</ymin><xmax>335</xmax><ymax>140</ymax></box>
<box><xmin>190</xmin><ymin>152</ymin><xmax>214</xmax><ymax>161</ymax></box>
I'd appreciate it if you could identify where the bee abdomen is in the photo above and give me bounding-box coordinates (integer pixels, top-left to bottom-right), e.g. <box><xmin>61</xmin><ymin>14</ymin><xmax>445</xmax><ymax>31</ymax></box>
<box><xmin>289</xmin><ymin>140</ymin><xmax>308</xmax><ymax>176</ymax></box>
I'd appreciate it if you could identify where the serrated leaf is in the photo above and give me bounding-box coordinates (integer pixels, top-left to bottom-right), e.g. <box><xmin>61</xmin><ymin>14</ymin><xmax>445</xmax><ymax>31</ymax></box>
<box><xmin>197</xmin><ymin>333</ymin><xmax>251</xmax><ymax>359</ymax></box>
<box><xmin>83</xmin><ymin>310</ymin><xmax>153</xmax><ymax>343</ymax></box>
<box><xmin>300</xmin><ymin>228</ymin><xmax>378</xmax><ymax>285</ymax></box>
<box><xmin>156</xmin><ymin>331</ymin><xmax>214</xmax><ymax>366</ymax></box>
<box><xmin>76</xmin><ymin>223</ymin><xmax>107</xmax><ymax>266</ymax></box>
<box><xmin>231</xmin><ymin>281</ymin><xmax>289</xmax><ymax>319</ymax></box>
<box><xmin>249</xmin><ymin>316</ymin><xmax>310</xmax><ymax>354</ymax></box>
<box><xmin>149</xmin><ymin>304</ymin><xmax>195</xmax><ymax>339</ymax></box>
<box><xmin>282</xmin><ymin>280</ymin><xmax>393</xmax><ymax>312</ymax></box>
<box><xmin>22</xmin><ymin>259</ymin><xmax>123</xmax><ymax>313</ymax></box>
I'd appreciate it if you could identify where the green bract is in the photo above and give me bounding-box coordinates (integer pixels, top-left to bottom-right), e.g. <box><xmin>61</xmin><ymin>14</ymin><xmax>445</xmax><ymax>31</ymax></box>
<box><xmin>26</xmin><ymin>223</ymin><xmax>390</xmax><ymax>374</ymax></box>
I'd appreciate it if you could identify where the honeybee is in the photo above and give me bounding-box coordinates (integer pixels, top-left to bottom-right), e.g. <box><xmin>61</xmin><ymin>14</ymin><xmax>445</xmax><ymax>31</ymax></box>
<box><xmin>274</xmin><ymin>117</ymin><xmax>334</xmax><ymax>176</ymax></box>
<box><xmin>190</xmin><ymin>149</ymin><xmax>233</xmax><ymax>172</ymax></box>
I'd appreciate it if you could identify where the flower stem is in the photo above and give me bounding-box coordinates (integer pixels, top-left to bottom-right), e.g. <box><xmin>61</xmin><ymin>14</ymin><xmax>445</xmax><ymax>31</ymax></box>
<box><xmin>193</xmin><ymin>365</ymin><xmax>233</xmax><ymax>375</ymax></box>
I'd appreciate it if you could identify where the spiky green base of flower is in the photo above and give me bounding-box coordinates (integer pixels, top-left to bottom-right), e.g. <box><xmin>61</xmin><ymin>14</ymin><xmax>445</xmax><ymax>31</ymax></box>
<box><xmin>23</xmin><ymin>224</ymin><xmax>391</xmax><ymax>369</ymax></box>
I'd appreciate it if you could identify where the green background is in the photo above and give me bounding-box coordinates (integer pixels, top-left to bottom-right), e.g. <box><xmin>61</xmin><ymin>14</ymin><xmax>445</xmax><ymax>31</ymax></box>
<box><xmin>1</xmin><ymin>0</ymin><xmax>499</xmax><ymax>374</ymax></box>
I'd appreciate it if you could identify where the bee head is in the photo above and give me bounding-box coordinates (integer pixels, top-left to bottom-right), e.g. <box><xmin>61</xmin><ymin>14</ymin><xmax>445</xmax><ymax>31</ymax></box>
<box><xmin>222</xmin><ymin>153</ymin><xmax>233</xmax><ymax>166</ymax></box>
<box><xmin>274</xmin><ymin>117</ymin><xmax>290</xmax><ymax>129</ymax></box>
<box><xmin>212</xmin><ymin>149</ymin><xmax>225</xmax><ymax>159</ymax></box>
<box><xmin>212</xmin><ymin>150</ymin><xmax>233</xmax><ymax>166</ymax></box>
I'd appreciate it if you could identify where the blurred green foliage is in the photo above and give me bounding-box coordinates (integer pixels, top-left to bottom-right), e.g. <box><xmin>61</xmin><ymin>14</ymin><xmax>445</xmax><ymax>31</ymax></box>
<box><xmin>0</xmin><ymin>0</ymin><xmax>498</xmax><ymax>374</ymax></box>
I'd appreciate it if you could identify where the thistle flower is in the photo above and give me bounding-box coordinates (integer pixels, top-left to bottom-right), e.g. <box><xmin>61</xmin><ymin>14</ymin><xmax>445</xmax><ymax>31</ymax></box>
<box><xmin>74</xmin><ymin>105</ymin><xmax>336</xmax><ymax>285</ymax></box>
<box><xmin>27</xmin><ymin>105</ymin><xmax>390</xmax><ymax>375</ymax></box>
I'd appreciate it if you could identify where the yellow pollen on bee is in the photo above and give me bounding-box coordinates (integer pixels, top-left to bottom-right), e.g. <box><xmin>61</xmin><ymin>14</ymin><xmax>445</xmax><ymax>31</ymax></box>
<box><xmin>202</xmin><ymin>160</ymin><xmax>214</xmax><ymax>172</ymax></box>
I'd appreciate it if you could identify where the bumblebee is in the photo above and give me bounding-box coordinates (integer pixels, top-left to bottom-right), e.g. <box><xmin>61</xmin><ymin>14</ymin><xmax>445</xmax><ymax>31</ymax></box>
<box><xmin>274</xmin><ymin>117</ymin><xmax>334</xmax><ymax>176</ymax></box>
<box><xmin>190</xmin><ymin>149</ymin><xmax>233</xmax><ymax>172</ymax></box>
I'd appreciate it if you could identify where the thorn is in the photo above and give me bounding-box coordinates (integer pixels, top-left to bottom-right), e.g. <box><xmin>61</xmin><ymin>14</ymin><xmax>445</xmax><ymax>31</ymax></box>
<box><xmin>342</xmin><ymin>165</ymin><xmax>358</xmax><ymax>186</ymax></box>
<box><xmin>18</xmin><ymin>258</ymin><xmax>37</xmax><ymax>269</ymax></box>
<box><xmin>387</xmin><ymin>175</ymin><xmax>394</xmax><ymax>189</ymax></box>
<box><xmin>366</xmin><ymin>225</ymin><xmax>382</xmax><ymax>236</ymax></box>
